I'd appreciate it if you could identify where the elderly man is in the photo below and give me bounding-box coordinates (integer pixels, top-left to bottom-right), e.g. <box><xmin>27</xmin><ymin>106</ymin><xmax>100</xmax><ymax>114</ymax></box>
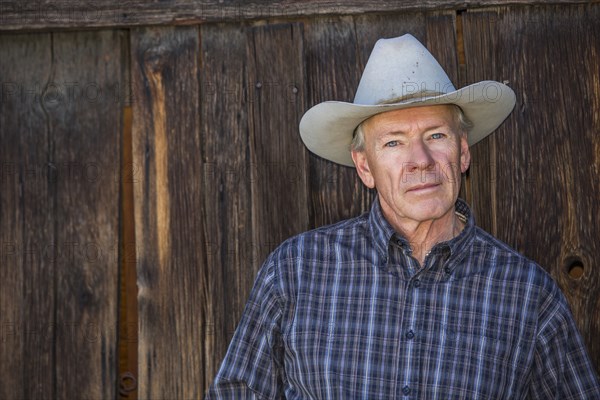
<box><xmin>206</xmin><ymin>34</ymin><xmax>600</xmax><ymax>399</ymax></box>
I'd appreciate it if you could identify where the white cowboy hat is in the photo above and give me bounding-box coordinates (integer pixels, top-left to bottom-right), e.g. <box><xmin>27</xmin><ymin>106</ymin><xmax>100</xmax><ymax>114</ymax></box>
<box><xmin>299</xmin><ymin>34</ymin><xmax>516</xmax><ymax>167</ymax></box>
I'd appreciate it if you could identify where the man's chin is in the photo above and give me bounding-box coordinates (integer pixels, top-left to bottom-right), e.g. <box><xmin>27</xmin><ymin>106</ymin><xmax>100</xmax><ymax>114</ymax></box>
<box><xmin>402</xmin><ymin>202</ymin><xmax>454</xmax><ymax>222</ymax></box>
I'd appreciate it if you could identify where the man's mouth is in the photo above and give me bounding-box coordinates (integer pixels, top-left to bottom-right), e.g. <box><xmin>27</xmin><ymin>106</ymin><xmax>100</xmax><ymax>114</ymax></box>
<box><xmin>406</xmin><ymin>183</ymin><xmax>441</xmax><ymax>193</ymax></box>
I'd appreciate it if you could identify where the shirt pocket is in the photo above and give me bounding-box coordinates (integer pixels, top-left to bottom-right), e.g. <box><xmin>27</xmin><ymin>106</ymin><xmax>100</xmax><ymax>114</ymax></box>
<box><xmin>436</xmin><ymin>324</ymin><xmax>528</xmax><ymax>399</ymax></box>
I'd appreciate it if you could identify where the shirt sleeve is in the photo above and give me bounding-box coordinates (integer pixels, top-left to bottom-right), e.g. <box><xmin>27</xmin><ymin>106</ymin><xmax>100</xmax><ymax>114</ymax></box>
<box><xmin>205</xmin><ymin>257</ymin><xmax>286</xmax><ymax>400</ymax></box>
<box><xmin>527</xmin><ymin>281</ymin><xmax>600</xmax><ymax>399</ymax></box>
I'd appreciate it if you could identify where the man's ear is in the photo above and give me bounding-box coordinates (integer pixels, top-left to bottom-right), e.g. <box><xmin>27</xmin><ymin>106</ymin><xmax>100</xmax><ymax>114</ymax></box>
<box><xmin>459</xmin><ymin>134</ymin><xmax>471</xmax><ymax>173</ymax></box>
<box><xmin>351</xmin><ymin>150</ymin><xmax>375</xmax><ymax>189</ymax></box>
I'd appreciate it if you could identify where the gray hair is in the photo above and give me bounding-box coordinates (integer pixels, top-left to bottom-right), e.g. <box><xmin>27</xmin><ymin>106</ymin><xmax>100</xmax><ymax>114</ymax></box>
<box><xmin>350</xmin><ymin>105</ymin><xmax>473</xmax><ymax>152</ymax></box>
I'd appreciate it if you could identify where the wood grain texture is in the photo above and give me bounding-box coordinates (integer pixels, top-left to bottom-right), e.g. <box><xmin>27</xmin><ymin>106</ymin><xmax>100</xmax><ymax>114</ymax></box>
<box><xmin>199</xmin><ymin>22</ymin><xmax>253</xmax><ymax>390</ymax></box>
<box><xmin>0</xmin><ymin>0</ymin><xmax>598</xmax><ymax>31</ymax></box>
<box><xmin>463</xmin><ymin>4</ymin><xmax>600</xmax><ymax>371</ymax></box>
<box><xmin>51</xmin><ymin>30</ymin><xmax>123</xmax><ymax>400</ymax></box>
<box><xmin>246</xmin><ymin>22</ymin><xmax>309</xmax><ymax>266</ymax></box>
<box><xmin>424</xmin><ymin>11</ymin><xmax>460</xmax><ymax>97</ymax></box>
<box><xmin>201</xmin><ymin>22</ymin><xmax>310</xmax><ymax>394</ymax></box>
<box><xmin>0</xmin><ymin>30</ymin><xmax>123</xmax><ymax>399</ymax></box>
<box><xmin>0</xmin><ymin>31</ymin><xmax>54</xmax><ymax>400</ymax></box>
<box><xmin>118</xmin><ymin>104</ymin><xmax>139</xmax><ymax>400</ymax></box>
<box><xmin>460</xmin><ymin>9</ymin><xmax>501</xmax><ymax>233</ymax></box>
<box><xmin>302</xmin><ymin>15</ymin><xmax>374</xmax><ymax>227</ymax></box>
<box><xmin>130</xmin><ymin>26</ymin><xmax>206</xmax><ymax>399</ymax></box>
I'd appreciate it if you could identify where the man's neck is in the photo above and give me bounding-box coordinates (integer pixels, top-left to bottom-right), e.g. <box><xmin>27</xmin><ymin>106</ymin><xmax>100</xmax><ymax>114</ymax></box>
<box><xmin>385</xmin><ymin>208</ymin><xmax>464</xmax><ymax>267</ymax></box>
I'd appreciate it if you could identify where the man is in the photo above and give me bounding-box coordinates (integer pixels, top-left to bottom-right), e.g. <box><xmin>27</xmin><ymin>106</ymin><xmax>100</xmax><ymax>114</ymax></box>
<box><xmin>206</xmin><ymin>34</ymin><xmax>600</xmax><ymax>399</ymax></box>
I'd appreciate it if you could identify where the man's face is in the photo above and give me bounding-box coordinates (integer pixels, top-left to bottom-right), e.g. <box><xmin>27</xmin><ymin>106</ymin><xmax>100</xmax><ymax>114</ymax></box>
<box><xmin>351</xmin><ymin>105</ymin><xmax>471</xmax><ymax>226</ymax></box>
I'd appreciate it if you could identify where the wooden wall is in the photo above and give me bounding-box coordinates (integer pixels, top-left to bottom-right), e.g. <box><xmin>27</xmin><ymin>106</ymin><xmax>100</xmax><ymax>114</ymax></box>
<box><xmin>1</xmin><ymin>2</ymin><xmax>599</xmax><ymax>398</ymax></box>
<box><xmin>0</xmin><ymin>30</ymin><xmax>124</xmax><ymax>398</ymax></box>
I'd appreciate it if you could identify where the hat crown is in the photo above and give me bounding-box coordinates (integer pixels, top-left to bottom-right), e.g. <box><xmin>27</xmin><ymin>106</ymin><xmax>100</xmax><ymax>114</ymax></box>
<box><xmin>354</xmin><ymin>34</ymin><xmax>455</xmax><ymax>105</ymax></box>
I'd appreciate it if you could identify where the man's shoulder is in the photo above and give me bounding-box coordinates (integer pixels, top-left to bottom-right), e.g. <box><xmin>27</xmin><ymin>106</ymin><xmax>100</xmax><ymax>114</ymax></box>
<box><xmin>470</xmin><ymin>225</ymin><xmax>557</xmax><ymax>288</ymax></box>
<box><xmin>269</xmin><ymin>211</ymin><xmax>371</xmax><ymax>262</ymax></box>
<box><xmin>471</xmin><ymin>226</ymin><xmax>529</xmax><ymax>260</ymax></box>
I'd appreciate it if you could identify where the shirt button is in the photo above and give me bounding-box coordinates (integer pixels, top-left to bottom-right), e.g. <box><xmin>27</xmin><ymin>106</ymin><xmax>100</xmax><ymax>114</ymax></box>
<box><xmin>413</xmin><ymin>279</ymin><xmax>421</xmax><ymax>288</ymax></box>
<box><xmin>444</xmin><ymin>266</ymin><xmax>451</xmax><ymax>274</ymax></box>
<box><xmin>406</xmin><ymin>330</ymin><xmax>415</xmax><ymax>340</ymax></box>
<box><xmin>402</xmin><ymin>385</ymin><xmax>411</xmax><ymax>395</ymax></box>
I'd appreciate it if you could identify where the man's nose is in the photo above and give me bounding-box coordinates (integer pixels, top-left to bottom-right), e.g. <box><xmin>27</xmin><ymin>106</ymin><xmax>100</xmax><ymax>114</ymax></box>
<box><xmin>405</xmin><ymin>140</ymin><xmax>435</xmax><ymax>172</ymax></box>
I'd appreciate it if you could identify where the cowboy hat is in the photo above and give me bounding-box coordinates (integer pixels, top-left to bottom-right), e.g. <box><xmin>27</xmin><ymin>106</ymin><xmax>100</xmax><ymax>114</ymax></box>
<box><xmin>299</xmin><ymin>34</ymin><xmax>516</xmax><ymax>167</ymax></box>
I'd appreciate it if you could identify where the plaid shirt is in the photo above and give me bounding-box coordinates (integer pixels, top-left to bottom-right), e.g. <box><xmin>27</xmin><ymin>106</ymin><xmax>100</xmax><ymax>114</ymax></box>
<box><xmin>206</xmin><ymin>197</ymin><xmax>600</xmax><ymax>399</ymax></box>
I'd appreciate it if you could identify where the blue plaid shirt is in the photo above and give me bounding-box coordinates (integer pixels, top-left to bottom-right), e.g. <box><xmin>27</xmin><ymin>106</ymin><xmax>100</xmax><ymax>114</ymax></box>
<box><xmin>206</xmin><ymin>197</ymin><xmax>600</xmax><ymax>399</ymax></box>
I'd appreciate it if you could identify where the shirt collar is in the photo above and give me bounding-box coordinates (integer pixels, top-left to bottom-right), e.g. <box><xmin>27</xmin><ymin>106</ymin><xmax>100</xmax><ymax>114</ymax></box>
<box><xmin>367</xmin><ymin>195</ymin><xmax>397</xmax><ymax>262</ymax></box>
<box><xmin>367</xmin><ymin>195</ymin><xmax>476</xmax><ymax>267</ymax></box>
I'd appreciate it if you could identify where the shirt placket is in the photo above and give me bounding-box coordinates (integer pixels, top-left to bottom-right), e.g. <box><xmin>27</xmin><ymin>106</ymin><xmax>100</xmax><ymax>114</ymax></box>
<box><xmin>395</xmin><ymin>246</ymin><xmax>426</xmax><ymax>399</ymax></box>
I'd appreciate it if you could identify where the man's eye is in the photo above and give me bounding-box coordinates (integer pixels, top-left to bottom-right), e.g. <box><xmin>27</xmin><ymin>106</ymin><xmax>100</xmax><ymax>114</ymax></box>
<box><xmin>430</xmin><ymin>133</ymin><xmax>444</xmax><ymax>139</ymax></box>
<box><xmin>385</xmin><ymin>140</ymin><xmax>399</xmax><ymax>147</ymax></box>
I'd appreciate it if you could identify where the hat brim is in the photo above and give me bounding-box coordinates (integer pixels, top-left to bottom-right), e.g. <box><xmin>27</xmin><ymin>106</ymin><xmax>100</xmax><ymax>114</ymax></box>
<box><xmin>299</xmin><ymin>80</ymin><xmax>516</xmax><ymax>167</ymax></box>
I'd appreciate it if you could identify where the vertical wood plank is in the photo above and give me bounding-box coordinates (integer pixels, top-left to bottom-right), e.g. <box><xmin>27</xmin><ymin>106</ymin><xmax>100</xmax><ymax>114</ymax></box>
<box><xmin>460</xmin><ymin>9</ymin><xmax>503</xmax><ymax>234</ymax></box>
<box><xmin>302</xmin><ymin>16</ymin><xmax>373</xmax><ymax>227</ymax></box>
<box><xmin>0</xmin><ymin>30</ymin><xmax>123</xmax><ymax>399</ymax></box>
<box><xmin>51</xmin><ymin>30</ymin><xmax>123</xmax><ymax>400</ymax></box>
<box><xmin>118</xmin><ymin>103</ymin><xmax>139</xmax><ymax>400</ymax></box>
<box><xmin>199</xmin><ymin>23</ymin><xmax>253</xmax><ymax>391</ymax></box>
<box><xmin>463</xmin><ymin>4</ymin><xmax>600</xmax><ymax>370</ymax></box>
<box><xmin>118</xmin><ymin>31</ymin><xmax>139</xmax><ymax>400</ymax></box>
<box><xmin>246</xmin><ymin>23</ymin><xmax>309</xmax><ymax>268</ymax></box>
<box><xmin>0</xmin><ymin>32</ymin><xmax>53</xmax><ymax>400</ymax></box>
<box><xmin>131</xmin><ymin>26</ymin><xmax>206</xmax><ymax>399</ymax></box>
<box><xmin>52</xmin><ymin>30</ymin><xmax>123</xmax><ymax>400</ymax></box>
<box><xmin>424</xmin><ymin>11</ymin><xmax>459</xmax><ymax>88</ymax></box>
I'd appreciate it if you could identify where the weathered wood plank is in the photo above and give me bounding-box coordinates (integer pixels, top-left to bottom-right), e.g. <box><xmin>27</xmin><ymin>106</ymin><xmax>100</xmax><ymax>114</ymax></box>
<box><xmin>199</xmin><ymin>22</ymin><xmax>253</xmax><ymax>392</ymax></box>
<box><xmin>246</xmin><ymin>22</ymin><xmax>309</xmax><ymax>266</ymax></box>
<box><xmin>0</xmin><ymin>31</ymin><xmax>53</xmax><ymax>400</ymax></box>
<box><xmin>463</xmin><ymin>3</ymin><xmax>600</xmax><ymax>371</ymax></box>
<box><xmin>425</xmin><ymin>11</ymin><xmax>460</xmax><ymax>96</ymax></box>
<box><xmin>0</xmin><ymin>0</ymin><xmax>598</xmax><ymax>31</ymax></box>
<box><xmin>51</xmin><ymin>30</ymin><xmax>123</xmax><ymax>400</ymax></box>
<box><xmin>118</xmin><ymin>104</ymin><xmax>139</xmax><ymax>400</ymax></box>
<box><xmin>460</xmin><ymin>9</ymin><xmax>501</xmax><ymax>233</ymax></box>
<box><xmin>302</xmin><ymin>16</ymin><xmax>372</xmax><ymax>227</ymax></box>
<box><xmin>0</xmin><ymin>29</ymin><xmax>123</xmax><ymax>399</ymax></box>
<box><xmin>130</xmin><ymin>26</ymin><xmax>206</xmax><ymax>399</ymax></box>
